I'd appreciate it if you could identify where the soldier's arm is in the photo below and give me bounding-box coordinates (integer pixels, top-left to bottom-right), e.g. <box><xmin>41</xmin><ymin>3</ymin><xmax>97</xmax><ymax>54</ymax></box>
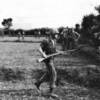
<box><xmin>38</xmin><ymin>47</ymin><xmax>47</xmax><ymax>58</ymax></box>
<box><xmin>74</xmin><ymin>31</ymin><xmax>80</xmax><ymax>41</ymax></box>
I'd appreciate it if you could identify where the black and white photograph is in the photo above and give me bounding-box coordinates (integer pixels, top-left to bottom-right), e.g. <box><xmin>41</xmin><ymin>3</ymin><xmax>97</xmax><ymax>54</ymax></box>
<box><xmin>0</xmin><ymin>0</ymin><xmax>100</xmax><ymax>100</ymax></box>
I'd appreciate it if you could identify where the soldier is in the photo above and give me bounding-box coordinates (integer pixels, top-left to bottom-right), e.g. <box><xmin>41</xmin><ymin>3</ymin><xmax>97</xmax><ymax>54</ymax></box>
<box><xmin>17</xmin><ymin>31</ymin><xmax>21</xmax><ymax>41</ymax></box>
<box><xmin>22</xmin><ymin>31</ymin><xmax>25</xmax><ymax>41</ymax></box>
<box><xmin>61</xmin><ymin>28</ymin><xmax>69</xmax><ymax>50</ymax></box>
<box><xmin>66</xmin><ymin>28</ymin><xmax>80</xmax><ymax>49</ymax></box>
<box><xmin>35</xmin><ymin>34</ymin><xmax>59</xmax><ymax>97</ymax></box>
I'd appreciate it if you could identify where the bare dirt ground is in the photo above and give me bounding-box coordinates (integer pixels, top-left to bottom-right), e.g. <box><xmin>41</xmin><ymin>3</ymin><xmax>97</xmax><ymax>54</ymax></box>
<box><xmin>0</xmin><ymin>37</ymin><xmax>100</xmax><ymax>100</ymax></box>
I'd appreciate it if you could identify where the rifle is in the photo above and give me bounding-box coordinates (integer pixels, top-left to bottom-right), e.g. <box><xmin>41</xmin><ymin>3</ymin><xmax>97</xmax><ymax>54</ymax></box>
<box><xmin>37</xmin><ymin>49</ymin><xmax>78</xmax><ymax>63</ymax></box>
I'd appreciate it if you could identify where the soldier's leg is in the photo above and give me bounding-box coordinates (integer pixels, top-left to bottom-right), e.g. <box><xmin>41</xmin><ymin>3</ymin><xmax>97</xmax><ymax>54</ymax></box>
<box><xmin>35</xmin><ymin>71</ymin><xmax>49</xmax><ymax>90</ymax></box>
<box><xmin>22</xmin><ymin>35</ymin><xmax>24</xmax><ymax>41</ymax></box>
<box><xmin>47</xmin><ymin>60</ymin><xmax>57</xmax><ymax>93</ymax></box>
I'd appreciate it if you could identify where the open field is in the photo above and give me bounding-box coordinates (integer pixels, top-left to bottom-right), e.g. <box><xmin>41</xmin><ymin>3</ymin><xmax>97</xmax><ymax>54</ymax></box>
<box><xmin>0</xmin><ymin>36</ymin><xmax>45</xmax><ymax>43</ymax></box>
<box><xmin>0</xmin><ymin>37</ymin><xmax>100</xmax><ymax>100</ymax></box>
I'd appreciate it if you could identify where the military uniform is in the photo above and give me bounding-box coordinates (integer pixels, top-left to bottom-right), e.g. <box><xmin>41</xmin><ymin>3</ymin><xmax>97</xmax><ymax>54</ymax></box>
<box><xmin>35</xmin><ymin>39</ymin><xmax>57</xmax><ymax>93</ymax></box>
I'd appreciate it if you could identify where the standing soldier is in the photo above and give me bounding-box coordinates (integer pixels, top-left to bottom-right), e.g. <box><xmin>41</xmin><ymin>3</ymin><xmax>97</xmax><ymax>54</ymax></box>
<box><xmin>35</xmin><ymin>34</ymin><xmax>59</xmax><ymax>97</ymax></box>
<box><xmin>61</xmin><ymin>28</ymin><xmax>69</xmax><ymax>50</ymax></box>
<box><xmin>66</xmin><ymin>28</ymin><xmax>80</xmax><ymax>50</ymax></box>
<box><xmin>17</xmin><ymin>31</ymin><xmax>21</xmax><ymax>41</ymax></box>
<box><xmin>22</xmin><ymin>31</ymin><xmax>25</xmax><ymax>41</ymax></box>
<box><xmin>72</xmin><ymin>29</ymin><xmax>80</xmax><ymax>48</ymax></box>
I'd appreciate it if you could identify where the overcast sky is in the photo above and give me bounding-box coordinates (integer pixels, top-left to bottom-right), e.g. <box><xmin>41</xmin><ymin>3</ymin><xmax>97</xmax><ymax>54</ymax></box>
<box><xmin>0</xmin><ymin>0</ymin><xmax>100</xmax><ymax>29</ymax></box>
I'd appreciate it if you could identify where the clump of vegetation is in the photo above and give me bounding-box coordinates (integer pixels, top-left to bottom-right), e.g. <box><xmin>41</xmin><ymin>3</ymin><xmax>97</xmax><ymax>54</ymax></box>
<box><xmin>0</xmin><ymin>67</ymin><xmax>25</xmax><ymax>81</ymax></box>
<box><xmin>31</xmin><ymin>65</ymin><xmax>100</xmax><ymax>89</ymax></box>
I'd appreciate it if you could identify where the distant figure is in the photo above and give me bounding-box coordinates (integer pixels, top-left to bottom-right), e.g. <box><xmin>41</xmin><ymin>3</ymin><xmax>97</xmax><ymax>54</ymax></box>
<box><xmin>16</xmin><ymin>29</ymin><xmax>25</xmax><ymax>41</ymax></box>
<box><xmin>18</xmin><ymin>31</ymin><xmax>21</xmax><ymax>41</ymax></box>
<box><xmin>38</xmin><ymin>31</ymin><xmax>41</xmax><ymax>38</ymax></box>
<box><xmin>22</xmin><ymin>31</ymin><xmax>25</xmax><ymax>41</ymax></box>
<box><xmin>67</xmin><ymin>28</ymin><xmax>80</xmax><ymax>49</ymax></box>
<box><xmin>60</xmin><ymin>28</ymin><xmax>69</xmax><ymax>50</ymax></box>
<box><xmin>74</xmin><ymin>24</ymin><xmax>81</xmax><ymax>34</ymax></box>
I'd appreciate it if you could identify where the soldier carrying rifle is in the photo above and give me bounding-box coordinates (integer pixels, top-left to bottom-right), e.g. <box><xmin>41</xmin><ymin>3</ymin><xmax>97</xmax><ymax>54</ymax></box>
<box><xmin>35</xmin><ymin>34</ymin><xmax>59</xmax><ymax>97</ymax></box>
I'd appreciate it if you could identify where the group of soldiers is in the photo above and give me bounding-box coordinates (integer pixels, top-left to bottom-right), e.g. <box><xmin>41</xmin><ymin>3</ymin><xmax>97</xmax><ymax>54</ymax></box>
<box><xmin>56</xmin><ymin>27</ymin><xmax>80</xmax><ymax>50</ymax></box>
<box><xmin>16</xmin><ymin>29</ymin><xmax>25</xmax><ymax>41</ymax></box>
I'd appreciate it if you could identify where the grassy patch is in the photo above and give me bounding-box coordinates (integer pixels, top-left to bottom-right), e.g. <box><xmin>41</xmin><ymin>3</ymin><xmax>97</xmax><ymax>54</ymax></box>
<box><xmin>0</xmin><ymin>38</ymin><xmax>100</xmax><ymax>99</ymax></box>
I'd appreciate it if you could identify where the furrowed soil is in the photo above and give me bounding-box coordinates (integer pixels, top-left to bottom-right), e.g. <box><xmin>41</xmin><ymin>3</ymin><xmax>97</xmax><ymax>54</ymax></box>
<box><xmin>0</xmin><ymin>37</ymin><xmax>100</xmax><ymax>100</ymax></box>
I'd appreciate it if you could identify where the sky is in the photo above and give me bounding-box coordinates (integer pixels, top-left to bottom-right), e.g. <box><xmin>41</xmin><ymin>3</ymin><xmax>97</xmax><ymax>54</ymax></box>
<box><xmin>0</xmin><ymin>0</ymin><xmax>100</xmax><ymax>29</ymax></box>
